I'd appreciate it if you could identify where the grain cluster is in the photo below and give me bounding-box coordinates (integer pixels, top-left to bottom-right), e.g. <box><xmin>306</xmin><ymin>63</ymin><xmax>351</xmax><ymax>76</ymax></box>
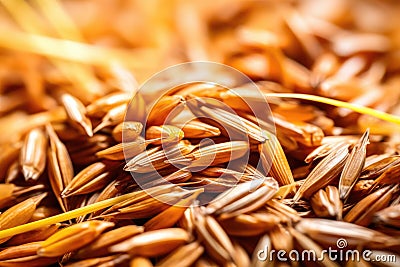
<box><xmin>0</xmin><ymin>1</ymin><xmax>400</xmax><ymax>267</ymax></box>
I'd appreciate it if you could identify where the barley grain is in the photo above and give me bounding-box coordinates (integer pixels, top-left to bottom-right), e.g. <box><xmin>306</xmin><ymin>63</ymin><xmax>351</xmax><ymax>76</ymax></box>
<box><xmin>259</xmin><ymin>130</ymin><xmax>295</xmax><ymax>185</ymax></box>
<box><xmin>130</xmin><ymin>257</ymin><xmax>153</xmax><ymax>267</ymax></box>
<box><xmin>87</xmin><ymin>92</ymin><xmax>131</xmax><ymax>117</ymax></box>
<box><xmin>6</xmin><ymin>224</ymin><xmax>60</xmax><ymax>246</ymax></box>
<box><xmin>373</xmin><ymin>204</ymin><xmax>400</xmax><ymax>228</ymax></box>
<box><xmin>0</xmin><ymin>241</ymin><xmax>42</xmax><ymax>260</ymax></box>
<box><xmin>60</xmin><ymin>93</ymin><xmax>93</xmax><ymax>137</ymax></box>
<box><xmin>93</xmin><ymin>104</ymin><xmax>127</xmax><ymax>133</ymax></box>
<box><xmin>109</xmin><ymin>228</ymin><xmax>190</xmax><ymax>256</ymax></box>
<box><xmin>0</xmin><ymin>194</ymin><xmax>46</xmax><ymax>244</ymax></box>
<box><xmin>1</xmin><ymin>1</ymin><xmax>400</xmax><ymax>266</ymax></box>
<box><xmin>112</xmin><ymin>121</ymin><xmax>143</xmax><ymax>142</ymax></box>
<box><xmin>75</xmin><ymin>225</ymin><xmax>144</xmax><ymax>259</ymax></box>
<box><xmin>20</xmin><ymin>128</ymin><xmax>47</xmax><ymax>181</ymax></box>
<box><xmin>147</xmin><ymin>96</ymin><xmax>185</xmax><ymax>126</ymax></box>
<box><xmin>293</xmin><ymin>143</ymin><xmax>349</xmax><ymax>201</ymax></box>
<box><xmin>311</xmin><ymin>186</ymin><xmax>343</xmax><ymax>219</ymax></box>
<box><xmin>145</xmin><ymin>125</ymin><xmax>184</xmax><ymax>145</ymax></box>
<box><xmin>37</xmin><ymin>220</ymin><xmax>114</xmax><ymax>257</ymax></box>
<box><xmin>156</xmin><ymin>241</ymin><xmax>204</xmax><ymax>267</ymax></box>
<box><xmin>344</xmin><ymin>185</ymin><xmax>398</xmax><ymax>226</ymax></box>
<box><xmin>174</xmin><ymin>120</ymin><xmax>221</xmax><ymax>138</ymax></box>
<box><xmin>339</xmin><ymin>129</ymin><xmax>369</xmax><ymax>200</ymax></box>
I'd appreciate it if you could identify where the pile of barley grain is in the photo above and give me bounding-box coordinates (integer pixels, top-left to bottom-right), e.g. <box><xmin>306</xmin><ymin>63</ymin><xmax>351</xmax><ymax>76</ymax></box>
<box><xmin>0</xmin><ymin>1</ymin><xmax>399</xmax><ymax>266</ymax></box>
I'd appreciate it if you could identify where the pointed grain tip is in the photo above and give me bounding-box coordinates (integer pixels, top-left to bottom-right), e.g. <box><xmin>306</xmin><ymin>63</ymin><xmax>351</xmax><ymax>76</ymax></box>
<box><xmin>339</xmin><ymin>190</ymin><xmax>348</xmax><ymax>200</ymax></box>
<box><xmin>360</xmin><ymin>128</ymin><xmax>370</xmax><ymax>145</ymax></box>
<box><xmin>32</xmin><ymin>192</ymin><xmax>48</xmax><ymax>205</ymax></box>
<box><xmin>36</xmin><ymin>248</ymin><xmax>45</xmax><ymax>257</ymax></box>
<box><xmin>60</xmin><ymin>192</ymin><xmax>69</xmax><ymax>198</ymax></box>
<box><xmin>292</xmin><ymin>193</ymin><xmax>301</xmax><ymax>204</ymax></box>
<box><xmin>22</xmin><ymin>166</ymin><xmax>40</xmax><ymax>181</ymax></box>
<box><xmin>93</xmin><ymin>121</ymin><xmax>109</xmax><ymax>133</ymax></box>
<box><xmin>83</xmin><ymin>124</ymin><xmax>93</xmax><ymax>137</ymax></box>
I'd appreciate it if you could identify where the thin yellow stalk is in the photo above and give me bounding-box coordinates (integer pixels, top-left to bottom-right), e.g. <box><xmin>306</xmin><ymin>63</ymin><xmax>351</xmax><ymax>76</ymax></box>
<box><xmin>0</xmin><ymin>191</ymin><xmax>141</xmax><ymax>240</ymax></box>
<box><xmin>265</xmin><ymin>93</ymin><xmax>400</xmax><ymax>125</ymax></box>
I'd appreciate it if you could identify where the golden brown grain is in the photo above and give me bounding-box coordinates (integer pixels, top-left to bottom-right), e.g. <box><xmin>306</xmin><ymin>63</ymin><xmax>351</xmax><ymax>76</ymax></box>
<box><xmin>112</xmin><ymin>121</ymin><xmax>143</xmax><ymax>143</ymax></box>
<box><xmin>20</xmin><ymin>128</ymin><xmax>47</xmax><ymax>181</ymax></box>
<box><xmin>374</xmin><ymin>204</ymin><xmax>400</xmax><ymax>228</ymax></box>
<box><xmin>37</xmin><ymin>220</ymin><xmax>114</xmax><ymax>257</ymax></box>
<box><xmin>186</xmin><ymin>96</ymin><xmax>267</xmax><ymax>143</ymax></box>
<box><xmin>147</xmin><ymin>96</ymin><xmax>185</xmax><ymax>126</ymax></box>
<box><xmin>186</xmin><ymin>141</ymin><xmax>249</xmax><ymax>169</ymax></box>
<box><xmin>1</xmin><ymin>1</ymin><xmax>400</xmax><ymax>266</ymax></box>
<box><xmin>145</xmin><ymin>125</ymin><xmax>184</xmax><ymax>145</ymax></box>
<box><xmin>295</xmin><ymin>218</ymin><xmax>397</xmax><ymax>248</ymax></box>
<box><xmin>339</xmin><ymin>129</ymin><xmax>370</xmax><ymax>200</ymax></box>
<box><xmin>130</xmin><ymin>257</ymin><xmax>153</xmax><ymax>267</ymax></box>
<box><xmin>0</xmin><ymin>194</ymin><xmax>46</xmax><ymax>244</ymax></box>
<box><xmin>293</xmin><ymin>143</ymin><xmax>349</xmax><ymax>201</ymax></box>
<box><xmin>0</xmin><ymin>241</ymin><xmax>42</xmax><ymax>261</ymax></box>
<box><xmin>344</xmin><ymin>185</ymin><xmax>397</xmax><ymax>226</ymax></box>
<box><xmin>144</xmin><ymin>190</ymin><xmax>200</xmax><ymax>231</ymax></box>
<box><xmin>259</xmin><ymin>130</ymin><xmax>295</xmax><ymax>186</ymax></box>
<box><xmin>93</xmin><ymin>104</ymin><xmax>127</xmax><ymax>133</ymax></box>
<box><xmin>97</xmin><ymin>137</ymin><xmax>146</xmax><ymax>161</ymax></box>
<box><xmin>0</xmin><ymin>255</ymin><xmax>58</xmax><ymax>267</ymax></box>
<box><xmin>311</xmin><ymin>186</ymin><xmax>343</xmax><ymax>219</ymax></box>
<box><xmin>74</xmin><ymin>225</ymin><xmax>144</xmax><ymax>259</ymax></box>
<box><xmin>109</xmin><ymin>228</ymin><xmax>190</xmax><ymax>256</ymax></box>
<box><xmin>156</xmin><ymin>241</ymin><xmax>203</xmax><ymax>267</ymax></box>
<box><xmin>6</xmin><ymin>224</ymin><xmax>60</xmax><ymax>246</ymax></box>
<box><xmin>174</xmin><ymin>120</ymin><xmax>221</xmax><ymax>139</ymax></box>
<box><xmin>60</xmin><ymin>93</ymin><xmax>93</xmax><ymax>137</ymax></box>
<box><xmin>87</xmin><ymin>92</ymin><xmax>131</xmax><ymax>117</ymax></box>
<box><xmin>219</xmin><ymin>212</ymin><xmax>280</xmax><ymax>236</ymax></box>
<box><xmin>193</xmin><ymin>210</ymin><xmax>233</xmax><ymax>264</ymax></box>
<box><xmin>47</xmin><ymin>124</ymin><xmax>74</xmax><ymax>212</ymax></box>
